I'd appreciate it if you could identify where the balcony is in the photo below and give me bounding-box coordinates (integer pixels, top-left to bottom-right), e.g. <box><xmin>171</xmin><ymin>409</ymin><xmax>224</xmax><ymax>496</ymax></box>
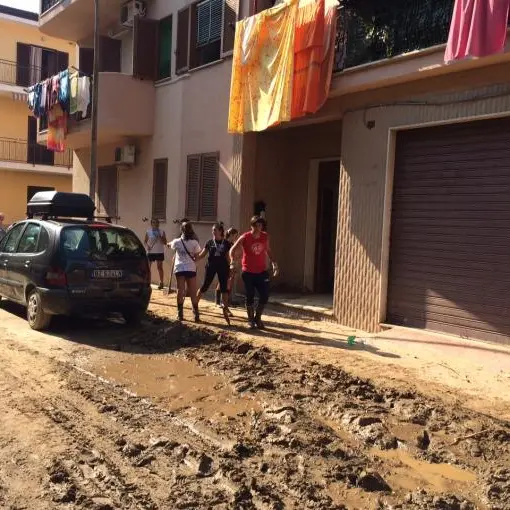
<box><xmin>39</xmin><ymin>0</ymin><xmax>123</xmax><ymax>42</ymax></box>
<box><xmin>330</xmin><ymin>0</ymin><xmax>510</xmax><ymax>96</ymax></box>
<box><xmin>39</xmin><ymin>72</ymin><xmax>155</xmax><ymax>149</ymax></box>
<box><xmin>0</xmin><ymin>59</ymin><xmax>45</xmax><ymax>96</ymax></box>
<box><xmin>0</xmin><ymin>137</ymin><xmax>73</xmax><ymax>170</ymax></box>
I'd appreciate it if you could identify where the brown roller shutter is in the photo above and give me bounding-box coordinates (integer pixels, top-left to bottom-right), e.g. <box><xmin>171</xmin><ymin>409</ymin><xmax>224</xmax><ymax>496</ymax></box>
<box><xmin>387</xmin><ymin>117</ymin><xmax>510</xmax><ymax>345</ymax></box>
<box><xmin>176</xmin><ymin>7</ymin><xmax>190</xmax><ymax>74</ymax></box>
<box><xmin>186</xmin><ymin>155</ymin><xmax>201</xmax><ymax>220</ymax></box>
<box><xmin>221</xmin><ymin>0</ymin><xmax>238</xmax><ymax>55</ymax></box>
<box><xmin>152</xmin><ymin>159</ymin><xmax>168</xmax><ymax>219</ymax></box>
<box><xmin>200</xmin><ymin>153</ymin><xmax>219</xmax><ymax>221</ymax></box>
<box><xmin>133</xmin><ymin>16</ymin><xmax>159</xmax><ymax>80</ymax></box>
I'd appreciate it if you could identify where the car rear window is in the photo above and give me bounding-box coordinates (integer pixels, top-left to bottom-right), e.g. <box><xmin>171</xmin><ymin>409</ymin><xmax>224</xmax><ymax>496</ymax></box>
<box><xmin>61</xmin><ymin>226</ymin><xmax>145</xmax><ymax>260</ymax></box>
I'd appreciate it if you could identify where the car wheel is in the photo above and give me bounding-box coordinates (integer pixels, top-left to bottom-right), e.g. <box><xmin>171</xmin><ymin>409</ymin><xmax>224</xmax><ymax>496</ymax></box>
<box><xmin>27</xmin><ymin>290</ymin><xmax>51</xmax><ymax>331</ymax></box>
<box><xmin>123</xmin><ymin>308</ymin><xmax>145</xmax><ymax>328</ymax></box>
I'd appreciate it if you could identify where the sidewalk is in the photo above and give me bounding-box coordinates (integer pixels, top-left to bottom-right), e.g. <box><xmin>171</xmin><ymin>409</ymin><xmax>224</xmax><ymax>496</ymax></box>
<box><xmin>150</xmin><ymin>291</ymin><xmax>510</xmax><ymax>421</ymax></box>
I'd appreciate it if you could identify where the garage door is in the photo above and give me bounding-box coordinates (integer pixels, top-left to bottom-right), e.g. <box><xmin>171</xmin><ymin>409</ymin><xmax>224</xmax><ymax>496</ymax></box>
<box><xmin>387</xmin><ymin>117</ymin><xmax>510</xmax><ymax>345</ymax></box>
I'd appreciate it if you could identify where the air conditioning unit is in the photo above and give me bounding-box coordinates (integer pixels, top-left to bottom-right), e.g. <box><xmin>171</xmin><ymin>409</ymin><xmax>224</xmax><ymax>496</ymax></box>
<box><xmin>120</xmin><ymin>0</ymin><xmax>146</xmax><ymax>27</ymax></box>
<box><xmin>114</xmin><ymin>145</ymin><xmax>136</xmax><ymax>165</ymax></box>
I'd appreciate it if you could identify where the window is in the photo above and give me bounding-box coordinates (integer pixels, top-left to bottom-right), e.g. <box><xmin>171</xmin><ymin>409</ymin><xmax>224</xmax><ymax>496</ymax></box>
<box><xmin>152</xmin><ymin>159</ymin><xmax>168</xmax><ymax>219</ymax></box>
<box><xmin>27</xmin><ymin>186</ymin><xmax>54</xmax><ymax>203</ymax></box>
<box><xmin>61</xmin><ymin>226</ymin><xmax>145</xmax><ymax>260</ymax></box>
<box><xmin>176</xmin><ymin>0</ymin><xmax>238</xmax><ymax>74</ymax></box>
<box><xmin>158</xmin><ymin>16</ymin><xmax>172</xmax><ymax>79</ymax></box>
<box><xmin>252</xmin><ymin>0</ymin><xmax>277</xmax><ymax>15</ymax></box>
<box><xmin>185</xmin><ymin>153</ymin><xmax>219</xmax><ymax>221</ymax></box>
<box><xmin>17</xmin><ymin>223</ymin><xmax>41</xmax><ymax>254</ymax></box>
<box><xmin>16</xmin><ymin>42</ymin><xmax>68</xmax><ymax>87</ymax></box>
<box><xmin>97</xmin><ymin>166</ymin><xmax>118</xmax><ymax>218</ymax></box>
<box><xmin>2</xmin><ymin>223</ymin><xmax>25</xmax><ymax>253</ymax></box>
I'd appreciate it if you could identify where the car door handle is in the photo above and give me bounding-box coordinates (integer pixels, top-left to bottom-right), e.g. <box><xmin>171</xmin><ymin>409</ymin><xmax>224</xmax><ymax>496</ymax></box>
<box><xmin>24</xmin><ymin>260</ymin><xmax>31</xmax><ymax>268</ymax></box>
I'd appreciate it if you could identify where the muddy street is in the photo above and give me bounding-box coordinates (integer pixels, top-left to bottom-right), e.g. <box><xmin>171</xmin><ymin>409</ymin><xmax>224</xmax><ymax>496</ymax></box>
<box><xmin>0</xmin><ymin>300</ymin><xmax>508</xmax><ymax>510</ymax></box>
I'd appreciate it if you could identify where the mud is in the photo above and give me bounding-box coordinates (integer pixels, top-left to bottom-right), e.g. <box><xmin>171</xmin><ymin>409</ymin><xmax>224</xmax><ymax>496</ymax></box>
<box><xmin>0</xmin><ymin>305</ymin><xmax>508</xmax><ymax>509</ymax></box>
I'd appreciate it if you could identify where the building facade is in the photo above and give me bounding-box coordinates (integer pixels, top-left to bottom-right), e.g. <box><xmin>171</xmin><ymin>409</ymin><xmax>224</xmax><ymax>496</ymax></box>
<box><xmin>39</xmin><ymin>0</ymin><xmax>510</xmax><ymax>345</ymax></box>
<box><xmin>0</xmin><ymin>5</ymin><xmax>74</xmax><ymax>225</ymax></box>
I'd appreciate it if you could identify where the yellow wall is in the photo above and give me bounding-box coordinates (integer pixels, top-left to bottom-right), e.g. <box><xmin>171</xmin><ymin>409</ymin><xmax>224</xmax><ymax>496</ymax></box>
<box><xmin>0</xmin><ymin>170</ymin><xmax>72</xmax><ymax>224</ymax></box>
<box><xmin>0</xmin><ymin>16</ymin><xmax>76</xmax><ymax>63</ymax></box>
<box><xmin>0</xmin><ymin>96</ymin><xmax>32</xmax><ymax>140</ymax></box>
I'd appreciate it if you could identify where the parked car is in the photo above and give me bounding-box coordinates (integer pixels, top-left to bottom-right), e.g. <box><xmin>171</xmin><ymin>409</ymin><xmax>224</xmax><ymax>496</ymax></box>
<box><xmin>0</xmin><ymin>191</ymin><xmax>151</xmax><ymax>330</ymax></box>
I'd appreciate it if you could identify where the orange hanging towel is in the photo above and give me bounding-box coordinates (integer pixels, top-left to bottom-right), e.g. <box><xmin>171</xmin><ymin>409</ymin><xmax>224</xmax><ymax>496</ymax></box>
<box><xmin>47</xmin><ymin>103</ymin><xmax>67</xmax><ymax>153</ymax></box>
<box><xmin>291</xmin><ymin>0</ymin><xmax>339</xmax><ymax>119</ymax></box>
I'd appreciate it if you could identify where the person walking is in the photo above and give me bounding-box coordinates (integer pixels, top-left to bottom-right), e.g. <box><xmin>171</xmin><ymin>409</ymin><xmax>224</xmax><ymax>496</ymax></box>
<box><xmin>229</xmin><ymin>216</ymin><xmax>278</xmax><ymax>329</ymax></box>
<box><xmin>215</xmin><ymin>227</ymin><xmax>239</xmax><ymax>308</ymax></box>
<box><xmin>168</xmin><ymin>221</ymin><xmax>201</xmax><ymax>322</ymax></box>
<box><xmin>0</xmin><ymin>212</ymin><xmax>6</xmax><ymax>242</ymax></box>
<box><xmin>144</xmin><ymin>218</ymin><xmax>168</xmax><ymax>290</ymax></box>
<box><xmin>196</xmin><ymin>222</ymin><xmax>233</xmax><ymax>325</ymax></box>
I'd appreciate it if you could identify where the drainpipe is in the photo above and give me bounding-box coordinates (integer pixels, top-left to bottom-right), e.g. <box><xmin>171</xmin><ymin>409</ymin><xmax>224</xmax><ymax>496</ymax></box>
<box><xmin>89</xmin><ymin>0</ymin><xmax>100</xmax><ymax>200</ymax></box>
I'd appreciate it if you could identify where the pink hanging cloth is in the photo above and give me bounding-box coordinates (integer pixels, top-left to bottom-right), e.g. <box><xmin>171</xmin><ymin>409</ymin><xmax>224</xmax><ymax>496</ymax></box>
<box><xmin>445</xmin><ymin>0</ymin><xmax>510</xmax><ymax>63</ymax></box>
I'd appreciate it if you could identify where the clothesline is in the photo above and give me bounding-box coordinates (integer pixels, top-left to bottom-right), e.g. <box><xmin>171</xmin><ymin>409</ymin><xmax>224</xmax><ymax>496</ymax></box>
<box><xmin>22</xmin><ymin>65</ymin><xmax>91</xmax><ymax>93</ymax></box>
<box><xmin>26</xmin><ymin>65</ymin><xmax>92</xmax><ymax>153</ymax></box>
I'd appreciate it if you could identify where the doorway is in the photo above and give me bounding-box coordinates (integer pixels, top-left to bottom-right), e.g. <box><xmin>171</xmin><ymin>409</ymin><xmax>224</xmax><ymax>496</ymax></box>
<box><xmin>314</xmin><ymin>160</ymin><xmax>340</xmax><ymax>293</ymax></box>
<box><xmin>27</xmin><ymin>116</ymin><xmax>54</xmax><ymax>165</ymax></box>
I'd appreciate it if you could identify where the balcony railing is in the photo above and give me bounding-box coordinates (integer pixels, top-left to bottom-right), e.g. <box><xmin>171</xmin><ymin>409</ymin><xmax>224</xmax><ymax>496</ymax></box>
<box><xmin>0</xmin><ymin>137</ymin><xmax>73</xmax><ymax>168</ymax></box>
<box><xmin>41</xmin><ymin>0</ymin><xmax>62</xmax><ymax>15</ymax></box>
<box><xmin>334</xmin><ymin>0</ymin><xmax>455</xmax><ymax>71</ymax></box>
<box><xmin>0</xmin><ymin>59</ymin><xmax>54</xmax><ymax>88</ymax></box>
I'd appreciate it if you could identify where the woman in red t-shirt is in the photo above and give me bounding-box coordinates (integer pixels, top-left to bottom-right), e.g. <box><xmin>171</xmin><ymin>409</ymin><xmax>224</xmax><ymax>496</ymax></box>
<box><xmin>229</xmin><ymin>216</ymin><xmax>278</xmax><ymax>329</ymax></box>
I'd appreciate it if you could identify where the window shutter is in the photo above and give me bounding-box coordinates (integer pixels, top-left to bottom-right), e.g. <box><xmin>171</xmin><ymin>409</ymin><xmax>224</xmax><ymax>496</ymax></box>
<box><xmin>221</xmin><ymin>0</ymin><xmax>239</xmax><ymax>55</ymax></box>
<box><xmin>176</xmin><ymin>7</ymin><xmax>190</xmax><ymax>74</ymax></box>
<box><xmin>186</xmin><ymin>155</ymin><xmax>201</xmax><ymax>220</ymax></box>
<box><xmin>16</xmin><ymin>43</ymin><xmax>31</xmax><ymax>87</ymax></box>
<box><xmin>133</xmin><ymin>16</ymin><xmax>159</xmax><ymax>80</ymax></box>
<box><xmin>199</xmin><ymin>153</ymin><xmax>219</xmax><ymax>221</ymax></box>
<box><xmin>99</xmin><ymin>37</ymin><xmax>120</xmax><ymax>72</ymax></box>
<box><xmin>98</xmin><ymin>167</ymin><xmax>118</xmax><ymax>217</ymax></box>
<box><xmin>189</xmin><ymin>2</ymin><xmax>199</xmax><ymax>69</ymax></box>
<box><xmin>152</xmin><ymin>159</ymin><xmax>168</xmax><ymax>219</ymax></box>
<box><xmin>79</xmin><ymin>47</ymin><xmax>94</xmax><ymax>76</ymax></box>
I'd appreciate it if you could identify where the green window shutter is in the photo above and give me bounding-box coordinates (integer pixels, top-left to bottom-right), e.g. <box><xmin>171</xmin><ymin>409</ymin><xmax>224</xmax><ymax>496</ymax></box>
<box><xmin>158</xmin><ymin>15</ymin><xmax>172</xmax><ymax>79</ymax></box>
<box><xmin>197</xmin><ymin>0</ymin><xmax>222</xmax><ymax>47</ymax></box>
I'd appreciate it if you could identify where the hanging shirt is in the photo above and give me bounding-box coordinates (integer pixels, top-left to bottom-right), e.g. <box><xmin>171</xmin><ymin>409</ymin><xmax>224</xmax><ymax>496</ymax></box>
<box><xmin>69</xmin><ymin>70</ymin><xmax>79</xmax><ymax>114</ymax></box>
<box><xmin>445</xmin><ymin>0</ymin><xmax>510</xmax><ymax>63</ymax></box>
<box><xmin>241</xmin><ymin>231</ymin><xmax>269</xmax><ymax>274</ymax></box>
<box><xmin>47</xmin><ymin>104</ymin><xmax>67</xmax><ymax>153</ymax></box>
<box><xmin>40</xmin><ymin>80</ymin><xmax>48</xmax><ymax>115</ymax></box>
<box><xmin>228</xmin><ymin>0</ymin><xmax>298</xmax><ymax>134</ymax></box>
<box><xmin>169</xmin><ymin>236</ymin><xmax>201</xmax><ymax>273</ymax></box>
<box><xmin>291</xmin><ymin>0</ymin><xmax>338</xmax><ymax>119</ymax></box>
<box><xmin>58</xmin><ymin>69</ymin><xmax>69</xmax><ymax>109</ymax></box>
<box><xmin>77</xmin><ymin>76</ymin><xmax>91</xmax><ymax>116</ymax></box>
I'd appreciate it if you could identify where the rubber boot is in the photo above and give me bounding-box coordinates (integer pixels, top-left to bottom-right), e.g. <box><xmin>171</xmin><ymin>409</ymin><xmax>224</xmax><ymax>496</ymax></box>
<box><xmin>246</xmin><ymin>305</ymin><xmax>256</xmax><ymax>329</ymax></box>
<box><xmin>177</xmin><ymin>303</ymin><xmax>184</xmax><ymax>321</ymax></box>
<box><xmin>255</xmin><ymin>304</ymin><xmax>265</xmax><ymax>329</ymax></box>
<box><xmin>193</xmin><ymin>304</ymin><xmax>200</xmax><ymax>323</ymax></box>
<box><xmin>215</xmin><ymin>289</ymin><xmax>221</xmax><ymax>306</ymax></box>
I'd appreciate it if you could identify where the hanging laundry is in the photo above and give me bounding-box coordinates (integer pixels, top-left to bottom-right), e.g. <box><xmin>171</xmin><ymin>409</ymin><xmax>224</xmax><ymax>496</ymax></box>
<box><xmin>76</xmin><ymin>76</ymin><xmax>91</xmax><ymax>116</ymax></box>
<box><xmin>47</xmin><ymin>103</ymin><xmax>67</xmax><ymax>153</ymax></box>
<box><xmin>445</xmin><ymin>0</ymin><xmax>510</xmax><ymax>63</ymax></box>
<box><xmin>228</xmin><ymin>0</ymin><xmax>298</xmax><ymax>134</ymax></box>
<box><xmin>291</xmin><ymin>0</ymin><xmax>338</xmax><ymax>118</ymax></box>
<box><xmin>69</xmin><ymin>70</ymin><xmax>79</xmax><ymax>114</ymax></box>
<box><xmin>58</xmin><ymin>69</ymin><xmax>70</xmax><ymax>109</ymax></box>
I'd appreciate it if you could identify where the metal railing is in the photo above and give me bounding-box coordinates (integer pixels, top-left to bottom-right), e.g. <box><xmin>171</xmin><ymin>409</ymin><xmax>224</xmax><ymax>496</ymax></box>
<box><xmin>334</xmin><ymin>0</ymin><xmax>455</xmax><ymax>71</ymax></box>
<box><xmin>0</xmin><ymin>137</ymin><xmax>73</xmax><ymax>168</ymax></box>
<box><xmin>0</xmin><ymin>59</ymin><xmax>48</xmax><ymax>88</ymax></box>
<box><xmin>41</xmin><ymin>0</ymin><xmax>62</xmax><ymax>15</ymax></box>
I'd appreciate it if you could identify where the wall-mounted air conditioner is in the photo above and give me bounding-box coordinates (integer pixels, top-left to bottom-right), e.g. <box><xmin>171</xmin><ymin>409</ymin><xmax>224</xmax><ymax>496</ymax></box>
<box><xmin>120</xmin><ymin>0</ymin><xmax>147</xmax><ymax>27</ymax></box>
<box><xmin>114</xmin><ymin>145</ymin><xmax>136</xmax><ymax>165</ymax></box>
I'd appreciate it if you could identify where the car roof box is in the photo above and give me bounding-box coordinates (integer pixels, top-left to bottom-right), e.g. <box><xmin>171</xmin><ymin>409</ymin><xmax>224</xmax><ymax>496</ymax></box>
<box><xmin>27</xmin><ymin>191</ymin><xmax>95</xmax><ymax>219</ymax></box>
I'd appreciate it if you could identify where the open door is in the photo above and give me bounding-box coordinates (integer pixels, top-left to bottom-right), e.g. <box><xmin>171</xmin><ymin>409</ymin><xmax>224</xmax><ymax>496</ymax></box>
<box><xmin>27</xmin><ymin>116</ymin><xmax>54</xmax><ymax>166</ymax></box>
<box><xmin>314</xmin><ymin>160</ymin><xmax>340</xmax><ymax>294</ymax></box>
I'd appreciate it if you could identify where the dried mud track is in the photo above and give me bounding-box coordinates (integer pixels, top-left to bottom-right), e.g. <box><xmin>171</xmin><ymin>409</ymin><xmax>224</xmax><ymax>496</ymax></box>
<box><xmin>0</xmin><ymin>310</ymin><xmax>508</xmax><ymax>510</ymax></box>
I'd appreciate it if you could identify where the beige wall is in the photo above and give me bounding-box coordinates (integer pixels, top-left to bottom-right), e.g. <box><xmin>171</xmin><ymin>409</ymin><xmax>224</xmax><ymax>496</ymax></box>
<box><xmin>0</xmin><ymin>97</ymin><xmax>31</xmax><ymax>139</ymax></box>
<box><xmin>336</xmin><ymin>76</ymin><xmax>510</xmax><ymax>332</ymax></box>
<box><xmin>0</xmin><ymin>169</ymin><xmax>72</xmax><ymax>224</ymax></box>
<box><xmin>252</xmin><ymin>122</ymin><xmax>342</xmax><ymax>290</ymax></box>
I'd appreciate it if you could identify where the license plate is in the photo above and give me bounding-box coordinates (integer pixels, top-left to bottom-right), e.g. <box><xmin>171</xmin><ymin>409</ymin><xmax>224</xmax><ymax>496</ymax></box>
<box><xmin>92</xmin><ymin>269</ymin><xmax>123</xmax><ymax>279</ymax></box>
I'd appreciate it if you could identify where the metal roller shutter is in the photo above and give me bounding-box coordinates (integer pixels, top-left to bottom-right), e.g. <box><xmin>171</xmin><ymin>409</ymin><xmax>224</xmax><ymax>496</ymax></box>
<box><xmin>387</xmin><ymin>117</ymin><xmax>510</xmax><ymax>345</ymax></box>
